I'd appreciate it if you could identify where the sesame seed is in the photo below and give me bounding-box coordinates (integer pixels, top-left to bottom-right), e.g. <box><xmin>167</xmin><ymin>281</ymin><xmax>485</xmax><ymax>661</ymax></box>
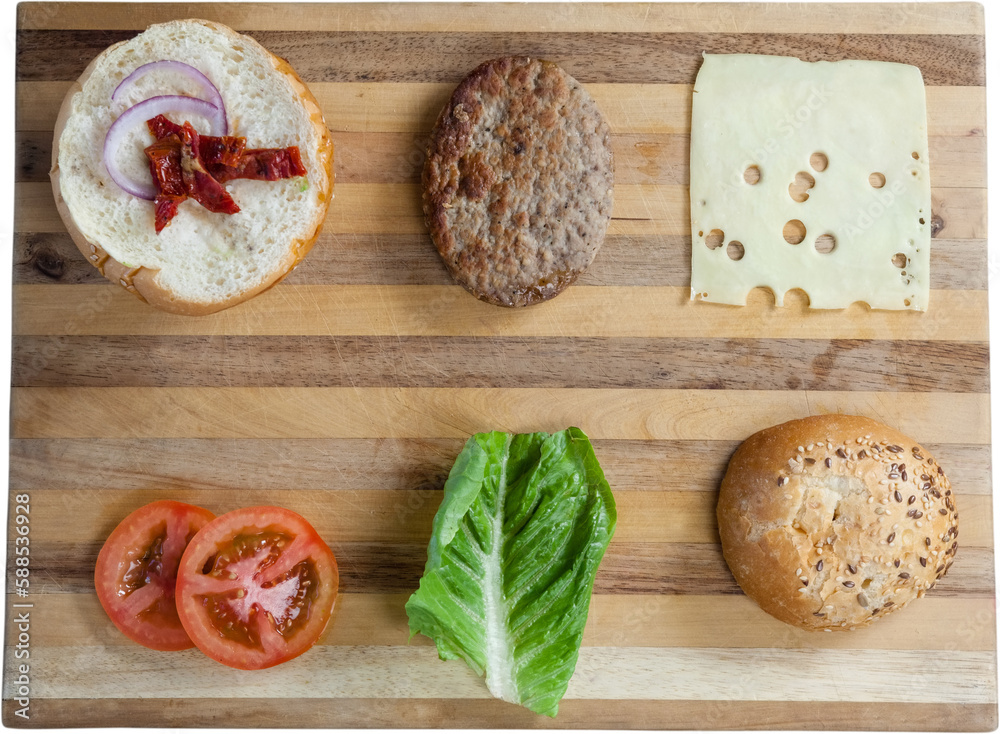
<box><xmin>847</xmin><ymin>564</ymin><xmax>857</xmax><ymax>574</ymax></box>
<box><xmin>816</xmin><ymin>560</ymin><xmax>824</xmax><ymax>571</ymax></box>
<box><xmin>843</xmin><ymin>580</ymin><xmax>855</xmax><ymax>588</ymax></box>
<box><xmin>898</xmin><ymin>572</ymin><xmax>911</xmax><ymax>579</ymax></box>
<box><xmin>796</xmin><ymin>568</ymin><xmax>802</xmax><ymax>575</ymax></box>
<box><xmin>807</xmin><ymin>444</ymin><xmax>814</xmax><ymax>451</ymax></box>
<box><xmin>836</xmin><ymin>448</ymin><xmax>847</xmax><ymax>459</ymax></box>
<box><xmin>887</xmin><ymin>445</ymin><xmax>903</xmax><ymax>453</ymax></box>
<box><xmin>798</xmin><ymin>446</ymin><xmax>805</xmax><ymax>453</ymax></box>
<box><xmin>939</xmin><ymin>508</ymin><xmax>948</xmax><ymax>515</ymax></box>
<box><xmin>908</xmin><ymin>495</ymin><xmax>916</xmax><ymax>505</ymax></box>
<box><xmin>894</xmin><ymin>559</ymin><xmax>901</xmax><ymax>568</ymax></box>
<box><xmin>901</xmin><ymin>470</ymin><xmax>908</xmax><ymax>481</ymax></box>
<box><xmin>887</xmin><ymin>532</ymin><xmax>896</xmax><ymax>543</ymax></box>
<box><xmin>920</xmin><ymin>557</ymin><xmax>927</xmax><ymax>567</ymax></box>
<box><xmin>859</xmin><ymin>450</ymin><xmax>868</xmax><ymax>459</ymax></box>
<box><xmin>825</xmin><ymin>458</ymin><xmax>832</xmax><ymax>468</ymax></box>
<box><xmin>894</xmin><ymin>490</ymin><xmax>903</xmax><ymax>502</ymax></box>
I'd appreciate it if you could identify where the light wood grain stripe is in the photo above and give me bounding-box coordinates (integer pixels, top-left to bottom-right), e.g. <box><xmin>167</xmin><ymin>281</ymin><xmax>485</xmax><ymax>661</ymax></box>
<box><xmin>17</xmin><ymin>2</ymin><xmax>987</xmax><ymax>34</ymax></box>
<box><xmin>6</xmin><ymin>698</ymin><xmax>996</xmax><ymax>731</ymax></box>
<box><xmin>15</xmin><ymin>593</ymin><xmax>995</xmax><ymax>652</ymax></box>
<box><xmin>8</xmin><ymin>645</ymin><xmax>994</xmax><ymax>703</ymax></box>
<box><xmin>16</xmin><ymin>83</ymin><xmax>988</xmax><ymax>138</ymax></box>
<box><xmin>11</xmin><ymin>439</ymin><xmax>991</xmax><ymax>495</ymax></box>
<box><xmin>16</xmin><ymin>181</ymin><xmax>988</xmax><ymax>240</ymax></box>
<box><xmin>12</xmin><ymin>285</ymin><xmax>991</xmax><ymax>341</ymax></box>
<box><xmin>10</xmin><ymin>388</ymin><xmax>990</xmax><ymax>443</ymax></box>
<box><xmin>17</xmin><ymin>129</ymin><xmax>990</xmax><ymax>189</ymax></box>
<box><xmin>13</xmin><ymin>489</ymin><xmax>992</xmax><ymax>547</ymax></box>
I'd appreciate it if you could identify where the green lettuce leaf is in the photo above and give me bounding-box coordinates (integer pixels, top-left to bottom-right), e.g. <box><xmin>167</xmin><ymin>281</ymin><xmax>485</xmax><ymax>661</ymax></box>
<box><xmin>405</xmin><ymin>427</ymin><xmax>617</xmax><ymax>717</ymax></box>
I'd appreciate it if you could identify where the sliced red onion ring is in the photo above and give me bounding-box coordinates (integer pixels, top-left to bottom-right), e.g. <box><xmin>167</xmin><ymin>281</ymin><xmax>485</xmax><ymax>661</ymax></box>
<box><xmin>103</xmin><ymin>95</ymin><xmax>226</xmax><ymax>200</ymax></box>
<box><xmin>113</xmin><ymin>60</ymin><xmax>228</xmax><ymax>133</ymax></box>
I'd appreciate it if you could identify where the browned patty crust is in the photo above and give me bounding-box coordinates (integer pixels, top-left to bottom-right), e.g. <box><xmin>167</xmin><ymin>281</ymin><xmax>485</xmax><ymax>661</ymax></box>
<box><xmin>423</xmin><ymin>57</ymin><xmax>614</xmax><ymax>307</ymax></box>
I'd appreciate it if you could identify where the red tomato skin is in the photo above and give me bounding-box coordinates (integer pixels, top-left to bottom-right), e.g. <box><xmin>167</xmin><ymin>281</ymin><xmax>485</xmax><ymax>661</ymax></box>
<box><xmin>94</xmin><ymin>500</ymin><xmax>216</xmax><ymax>652</ymax></box>
<box><xmin>175</xmin><ymin>506</ymin><xmax>339</xmax><ymax>670</ymax></box>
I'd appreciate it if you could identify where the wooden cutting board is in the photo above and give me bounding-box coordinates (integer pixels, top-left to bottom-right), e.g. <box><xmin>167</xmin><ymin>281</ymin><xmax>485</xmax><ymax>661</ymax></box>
<box><xmin>6</xmin><ymin>2</ymin><xmax>994</xmax><ymax>729</ymax></box>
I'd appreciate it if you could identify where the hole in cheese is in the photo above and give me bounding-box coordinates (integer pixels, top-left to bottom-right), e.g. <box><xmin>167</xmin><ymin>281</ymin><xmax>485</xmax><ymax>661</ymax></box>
<box><xmin>815</xmin><ymin>233</ymin><xmax>837</xmax><ymax>254</ymax></box>
<box><xmin>743</xmin><ymin>165</ymin><xmax>761</xmax><ymax>185</ymax></box>
<box><xmin>783</xmin><ymin>220</ymin><xmax>806</xmax><ymax>245</ymax></box>
<box><xmin>727</xmin><ymin>241</ymin><xmax>745</xmax><ymax>261</ymax></box>
<box><xmin>788</xmin><ymin>171</ymin><xmax>815</xmax><ymax>202</ymax></box>
<box><xmin>892</xmin><ymin>253</ymin><xmax>907</xmax><ymax>268</ymax></box>
<box><xmin>810</xmin><ymin>152</ymin><xmax>828</xmax><ymax>172</ymax></box>
<box><xmin>705</xmin><ymin>229</ymin><xmax>725</xmax><ymax>250</ymax></box>
<box><xmin>869</xmin><ymin>172</ymin><xmax>886</xmax><ymax>188</ymax></box>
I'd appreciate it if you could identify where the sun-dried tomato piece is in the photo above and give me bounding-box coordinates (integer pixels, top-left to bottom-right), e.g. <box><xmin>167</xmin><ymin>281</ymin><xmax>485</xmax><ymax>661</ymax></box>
<box><xmin>142</xmin><ymin>116</ymin><xmax>307</xmax><ymax>232</ymax></box>
<box><xmin>212</xmin><ymin>147</ymin><xmax>307</xmax><ymax>183</ymax></box>
<box><xmin>177</xmin><ymin>122</ymin><xmax>240</xmax><ymax>215</ymax></box>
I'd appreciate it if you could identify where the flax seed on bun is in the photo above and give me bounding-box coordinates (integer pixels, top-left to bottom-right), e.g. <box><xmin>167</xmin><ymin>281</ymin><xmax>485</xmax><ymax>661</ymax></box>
<box><xmin>717</xmin><ymin>414</ymin><xmax>958</xmax><ymax>631</ymax></box>
<box><xmin>51</xmin><ymin>19</ymin><xmax>333</xmax><ymax>315</ymax></box>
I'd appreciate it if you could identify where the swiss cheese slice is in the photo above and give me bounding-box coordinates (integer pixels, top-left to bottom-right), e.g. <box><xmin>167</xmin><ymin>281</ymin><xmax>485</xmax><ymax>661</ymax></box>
<box><xmin>690</xmin><ymin>54</ymin><xmax>931</xmax><ymax>310</ymax></box>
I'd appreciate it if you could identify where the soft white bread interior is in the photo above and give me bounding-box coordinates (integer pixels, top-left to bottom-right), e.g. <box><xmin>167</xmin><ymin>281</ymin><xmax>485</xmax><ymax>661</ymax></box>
<box><xmin>51</xmin><ymin>19</ymin><xmax>333</xmax><ymax>315</ymax></box>
<box><xmin>717</xmin><ymin>414</ymin><xmax>958</xmax><ymax>631</ymax></box>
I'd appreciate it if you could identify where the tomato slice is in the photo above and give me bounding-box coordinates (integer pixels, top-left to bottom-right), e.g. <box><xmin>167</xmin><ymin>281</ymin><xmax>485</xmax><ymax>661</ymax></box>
<box><xmin>94</xmin><ymin>500</ymin><xmax>216</xmax><ymax>651</ymax></box>
<box><xmin>175</xmin><ymin>506</ymin><xmax>339</xmax><ymax>670</ymax></box>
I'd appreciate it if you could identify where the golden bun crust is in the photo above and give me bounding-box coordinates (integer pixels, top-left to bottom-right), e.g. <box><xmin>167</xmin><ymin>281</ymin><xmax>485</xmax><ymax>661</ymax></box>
<box><xmin>50</xmin><ymin>19</ymin><xmax>333</xmax><ymax>316</ymax></box>
<box><xmin>717</xmin><ymin>414</ymin><xmax>958</xmax><ymax>631</ymax></box>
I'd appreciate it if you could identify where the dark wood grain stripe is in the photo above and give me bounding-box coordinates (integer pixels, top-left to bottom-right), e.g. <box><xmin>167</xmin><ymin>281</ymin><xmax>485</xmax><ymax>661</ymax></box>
<box><xmin>9</xmin><ymin>438</ymin><xmax>990</xmax><ymax>495</ymax></box>
<box><xmin>12</xmin><ymin>233</ymin><xmax>989</xmax><ymax>290</ymax></box>
<box><xmin>9</xmin><ymin>542</ymin><xmax>993</xmax><ymax>597</ymax></box>
<box><xmin>5</xmin><ymin>697</ymin><xmax>996</xmax><ymax>730</ymax></box>
<box><xmin>18</xmin><ymin>131</ymin><xmax>988</xmax><ymax>188</ymax></box>
<box><xmin>10</xmin><ymin>336</ymin><xmax>990</xmax><ymax>392</ymax></box>
<box><xmin>16</xmin><ymin>31</ymin><xmax>986</xmax><ymax>86</ymax></box>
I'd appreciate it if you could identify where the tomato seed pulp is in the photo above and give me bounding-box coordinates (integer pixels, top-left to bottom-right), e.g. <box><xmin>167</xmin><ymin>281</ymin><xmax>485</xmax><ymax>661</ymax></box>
<box><xmin>176</xmin><ymin>507</ymin><xmax>338</xmax><ymax>670</ymax></box>
<box><xmin>198</xmin><ymin>532</ymin><xmax>323</xmax><ymax>649</ymax></box>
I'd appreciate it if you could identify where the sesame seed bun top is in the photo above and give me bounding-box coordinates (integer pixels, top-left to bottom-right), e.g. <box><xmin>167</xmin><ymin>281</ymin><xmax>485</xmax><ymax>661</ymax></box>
<box><xmin>717</xmin><ymin>414</ymin><xmax>958</xmax><ymax>631</ymax></box>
